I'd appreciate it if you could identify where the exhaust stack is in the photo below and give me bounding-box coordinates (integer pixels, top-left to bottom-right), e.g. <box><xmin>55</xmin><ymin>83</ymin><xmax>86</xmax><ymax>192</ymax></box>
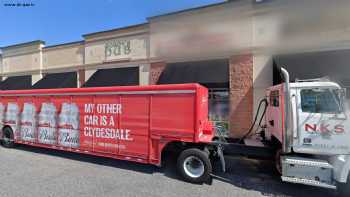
<box><xmin>280</xmin><ymin>67</ymin><xmax>291</xmax><ymax>153</ymax></box>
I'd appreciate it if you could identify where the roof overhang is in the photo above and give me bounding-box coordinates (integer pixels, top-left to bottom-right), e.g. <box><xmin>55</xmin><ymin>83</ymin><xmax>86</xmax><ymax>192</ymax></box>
<box><xmin>83</xmin><ymin>23</ymin><xmax>149</xmax><ymax>42</ymax></box>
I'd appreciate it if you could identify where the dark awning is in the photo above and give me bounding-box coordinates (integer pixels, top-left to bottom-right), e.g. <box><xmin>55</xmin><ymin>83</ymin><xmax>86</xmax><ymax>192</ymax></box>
<box><xmin>32</xmin><ymin>72</ymin><xmax>77</xmax><ymax>89</ymax></box>
<box><xmin>157</xmin><ymin>59</ymin><xmax>229</xmax><ymax>88</ymax></box>
<box><xmin>273</xmin><ymin>50</ymin><xmax>350</xmax><ymax>87</ymax></box>
<box><xmin>273</xmin><ymin>50</ymin><xmax>350</xmax><ymax>98</ymax></box>
<box><xmin>82</xmin><ymin>67</ymin><xmax>139</xmax><ymax>88</ymax></box>
<box><xmin>0</xmin><ymin>75</ymin><xmax>32</xmax><ymax>90</ymax></box>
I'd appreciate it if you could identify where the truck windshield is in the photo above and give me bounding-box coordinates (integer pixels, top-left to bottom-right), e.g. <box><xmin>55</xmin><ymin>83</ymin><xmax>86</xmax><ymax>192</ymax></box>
<box><xmin>300</xmin><ymin>88</ymin><xmax>343</xmax><ymax>114</ymax></box>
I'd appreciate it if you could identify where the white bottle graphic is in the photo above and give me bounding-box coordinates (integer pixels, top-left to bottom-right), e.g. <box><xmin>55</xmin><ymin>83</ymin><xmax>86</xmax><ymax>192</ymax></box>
<box><xmin>20</xmin><ymin>103</ymin><xmax>37</xmax><ymax>142</ymax></box>
<box><xmin>5</xmin><ymin>103</ymin><xmax>20</xmax><ymax>139</ymax></box>
<box><xmin>38</xmin><ymin>103</ymin><xmax>57</xmax><ymax>145</ymax></box>
<box><xmin>58</xmin><ymin>103</ymin><xmax>80</xmax><ymax>148</ymax></box>
<box><xmin>0</xmin><ymin>103</ymin><xmax>5</xmax><ymax>128</ymax></box>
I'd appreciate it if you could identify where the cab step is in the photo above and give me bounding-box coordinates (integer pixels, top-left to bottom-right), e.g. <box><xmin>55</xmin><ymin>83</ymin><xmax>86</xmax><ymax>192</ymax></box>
<box><xmin>281</xmin><ymin>176</ymin><xmax>336</xmax><ymax>189</ymax></box>
<box><xmin>283</xmin><ymin>157</ymin><xmax>333</xmax><ymax>169</ymax></box>
<box><xmin>281</xmin><ymin>156</ymin><xmax>335</xmax><ymax>189</ymax></box>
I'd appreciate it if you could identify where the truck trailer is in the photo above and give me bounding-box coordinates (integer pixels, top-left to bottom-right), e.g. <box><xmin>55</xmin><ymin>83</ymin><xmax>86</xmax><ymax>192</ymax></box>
<box><xmin>0</xmin><ymin>68</ymin><xmax>350</xmax><ymax>195</ymax></box>
<box><xmin>0</xmin><ymin>84</ymin><xmax>214</xmax><ymax>183</ymax></box>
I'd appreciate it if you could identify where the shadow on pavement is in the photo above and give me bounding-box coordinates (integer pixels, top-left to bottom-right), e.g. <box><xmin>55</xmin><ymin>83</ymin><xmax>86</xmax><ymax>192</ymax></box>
<box><xmin>14</xmin><ymin>144</ymin><xmax>338</xmax><ymax>197</ymax></box>
<box><xmin>211</xmin><ymin>156</ymin><xmax>337</xmax><ymax>197</ymax></box>
<box><xmin>14</xmin><ymin>144</ymin><xmax>157</xmax><ymax>175</ymax></box>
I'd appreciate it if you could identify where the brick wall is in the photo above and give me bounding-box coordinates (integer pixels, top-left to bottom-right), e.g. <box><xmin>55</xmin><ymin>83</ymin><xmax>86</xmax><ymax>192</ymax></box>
<box><xmin>149</xmin><ymin>62</ymin><xmax>166</xmax><ymax>85</ymax></box>
<box><xmin>229</xmin><ymin>54</ymin><xmax>254</xmax><ymax>138</ymax></box>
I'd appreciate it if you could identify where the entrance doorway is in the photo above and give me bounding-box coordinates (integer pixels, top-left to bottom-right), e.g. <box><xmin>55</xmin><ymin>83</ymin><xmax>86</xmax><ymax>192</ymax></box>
<box><xmin>157</xmin><ymin>59</ymin><xmax>230</xmax><ymax>135</ymax></box>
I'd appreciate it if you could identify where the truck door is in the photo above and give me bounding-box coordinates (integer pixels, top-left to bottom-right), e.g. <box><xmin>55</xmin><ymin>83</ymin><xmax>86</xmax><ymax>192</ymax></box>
<box><xmin>266</xmin><ymin>88</ymin><xmax>283</xmax><ymax>142</ymax></box>
<box><xmin>119</xmin><ymin>95</ymin><xmax>149</xmax><ymax>160</ymax></box>
<box><xmin>72</xmin><ymin>96</ymin><xmax>94</xmax><ymax>152</ymax></box>
<box><xmin>294</xmin><ymin>87</ymin><xmax>350</xmax><ymax>155</ymax></box>
<box><xmin>91</xmin><ymin>95</ymin><xmax>120</xmax><ymax>155</ymax></box>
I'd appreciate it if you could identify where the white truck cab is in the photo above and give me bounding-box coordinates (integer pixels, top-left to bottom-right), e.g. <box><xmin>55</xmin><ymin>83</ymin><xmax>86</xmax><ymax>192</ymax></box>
<box><xmin>265</xmin><ymin>68</ymin><xmax>350</xmax><ymax>194</ymax></box>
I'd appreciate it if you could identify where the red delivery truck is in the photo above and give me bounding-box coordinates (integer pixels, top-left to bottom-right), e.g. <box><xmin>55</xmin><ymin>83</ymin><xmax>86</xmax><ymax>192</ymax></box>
<box><xmin>0</xmin><ymin>83</ymin><xmax>215</xmax><ymax>183</ymax></box>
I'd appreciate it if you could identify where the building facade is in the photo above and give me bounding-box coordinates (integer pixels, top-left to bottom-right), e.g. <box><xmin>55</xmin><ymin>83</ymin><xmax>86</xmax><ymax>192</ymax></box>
<box><xmin>1</xmin><ymin>0</ymin><xmax>350</xmax><ymax>137</ymax></box>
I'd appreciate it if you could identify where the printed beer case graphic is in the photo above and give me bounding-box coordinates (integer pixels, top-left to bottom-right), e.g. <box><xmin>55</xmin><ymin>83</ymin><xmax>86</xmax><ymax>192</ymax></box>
<box><xmin>20</xmin><ymin>103</ymin><xmax>37</xmax><ymax>142</ymax></box>
<box><xmin>38</xmin><ymin>103</ymin><xmax>57</xmax><ymax>145</ymax></box>
<box><xmin>0</xmin><ymin>103</ymin><xmax>5</xmax><ymax>127</ymax></box>
<box><xmin>0</xmin><ymin>101</ymin><xmax>134</xmax><ymax>151</ymax></box>
<box><xmin>58</xmin><ymin>103</ymin><xmax>80</xmax><ymax>148</ymax></box>
<box><xmin>5</xmin><ymin>103</ymin><xmax>20</xmax><ymax>139</ymax></box>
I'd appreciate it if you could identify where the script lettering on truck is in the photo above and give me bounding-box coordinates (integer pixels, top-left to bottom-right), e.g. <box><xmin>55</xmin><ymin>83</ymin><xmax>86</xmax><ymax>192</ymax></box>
<box><xmin>83</xmin><ymin>103</ymin><xmax>133</xmax><ymax>141</ymax></box>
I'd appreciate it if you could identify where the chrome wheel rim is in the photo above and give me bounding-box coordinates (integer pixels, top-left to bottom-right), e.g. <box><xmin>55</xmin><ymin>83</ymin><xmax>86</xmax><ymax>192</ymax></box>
<box><xmin>183</xmin><ymin>156</ymin><xmax>205</xmax><ymax>178</ymax></box>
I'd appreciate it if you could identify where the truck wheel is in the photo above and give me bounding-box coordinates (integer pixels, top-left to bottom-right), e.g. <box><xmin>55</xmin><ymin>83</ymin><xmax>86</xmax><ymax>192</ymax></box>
<box><xmin>2</xmin><ymin>127</ymin><xmax>15</xmax><ymax>148</ymax></box>
<box><xmin>337</xmin><ymin>175</ymin><xmax>350</xmax><ymax>197</ymax></box>
<box><xmin>177</xmin><ymin>148</ymin><xmax>212</xmax><ymax>183</ymax></box>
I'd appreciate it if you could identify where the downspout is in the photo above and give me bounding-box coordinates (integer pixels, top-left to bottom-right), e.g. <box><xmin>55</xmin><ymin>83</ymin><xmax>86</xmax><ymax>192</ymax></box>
<box><xmin>280</xmin><ymin>67</ymin><xmax>292</xmax><ymax>153</ymax></box>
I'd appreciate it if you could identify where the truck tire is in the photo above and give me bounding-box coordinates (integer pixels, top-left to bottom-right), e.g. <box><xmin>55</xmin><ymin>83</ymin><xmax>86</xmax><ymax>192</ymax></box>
<box><xmin>177</xmin><ymin>148</ymin><xmax>212</xmax><ymax>183</ymax></box>
<box><xmin>337</xmin><ymin>175</ymin><xmax>350</xmax><ymax>197</ymax></box>
<box><xmin>1</xmin><ymin>127</ymin><xmax>15</xmax><ymax>148</ymax></box>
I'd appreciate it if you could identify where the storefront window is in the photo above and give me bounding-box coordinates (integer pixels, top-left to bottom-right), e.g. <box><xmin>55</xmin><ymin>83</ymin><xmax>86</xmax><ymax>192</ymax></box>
<box><xmin>208</xmin><ymin>88</ymin><xmax>230</xmax><ymax>136</ymax></box>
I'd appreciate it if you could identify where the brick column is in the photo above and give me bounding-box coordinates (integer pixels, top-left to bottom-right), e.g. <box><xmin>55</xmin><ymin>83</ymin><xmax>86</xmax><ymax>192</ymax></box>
<box><xmin>77</xmin><ymin>69</ymin><xmax>85</xmax><ymax>88</ymax></box>
<box><xmin>149</xmin><ymin>62</ymin><xmax>166</xmax><ymax>85</ymax></box>
<box><xmin>229</xmin><ymin>54</ymin><xmax>253</xmax><ymax>138</ymax></box>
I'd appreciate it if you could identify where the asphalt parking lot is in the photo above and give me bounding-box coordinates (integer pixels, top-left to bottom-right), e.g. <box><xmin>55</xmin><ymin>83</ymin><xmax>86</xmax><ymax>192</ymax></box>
<box><xmin>0</xmin><ymin>145</ymin><xmax>337</xmax><ymax>197</ymax></box>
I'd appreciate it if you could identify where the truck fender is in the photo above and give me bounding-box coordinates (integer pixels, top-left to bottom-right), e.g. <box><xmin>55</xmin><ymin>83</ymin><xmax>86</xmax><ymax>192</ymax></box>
<box><xmin>330</xmin><ymin>155</ymin><xmax>350</xmax><ymax>183</ymax></box>
<box><xmin>0</xmin><ymin>125</ymin><xmax>3</xmax><ymax>139</ymax></box>
<box><xmin>339</xmin><ymin>155</ymin><xmax>350</xmax><ymax>183</ymax></box>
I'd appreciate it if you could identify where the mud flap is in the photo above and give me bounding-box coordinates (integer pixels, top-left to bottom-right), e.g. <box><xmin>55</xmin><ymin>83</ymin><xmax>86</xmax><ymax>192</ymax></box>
<box><xmin>217</xmin><ymin>144</ymin><xmax>226</xmax><ymax>172</ymax></box>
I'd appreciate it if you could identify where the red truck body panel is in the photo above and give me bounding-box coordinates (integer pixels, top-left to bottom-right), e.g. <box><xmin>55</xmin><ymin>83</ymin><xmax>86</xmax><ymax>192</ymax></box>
<box><xmin>0</xmin><ymin>83</ymin><xmax>213</xmax><ymax>165</ymax></box>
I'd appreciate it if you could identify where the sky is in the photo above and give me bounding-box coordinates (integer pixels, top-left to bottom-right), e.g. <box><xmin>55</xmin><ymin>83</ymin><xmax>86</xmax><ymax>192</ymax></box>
<box><xmin>0</xmin><ymin>0</ymin><xmax>223</xmax><ymax>47</ymax></box>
